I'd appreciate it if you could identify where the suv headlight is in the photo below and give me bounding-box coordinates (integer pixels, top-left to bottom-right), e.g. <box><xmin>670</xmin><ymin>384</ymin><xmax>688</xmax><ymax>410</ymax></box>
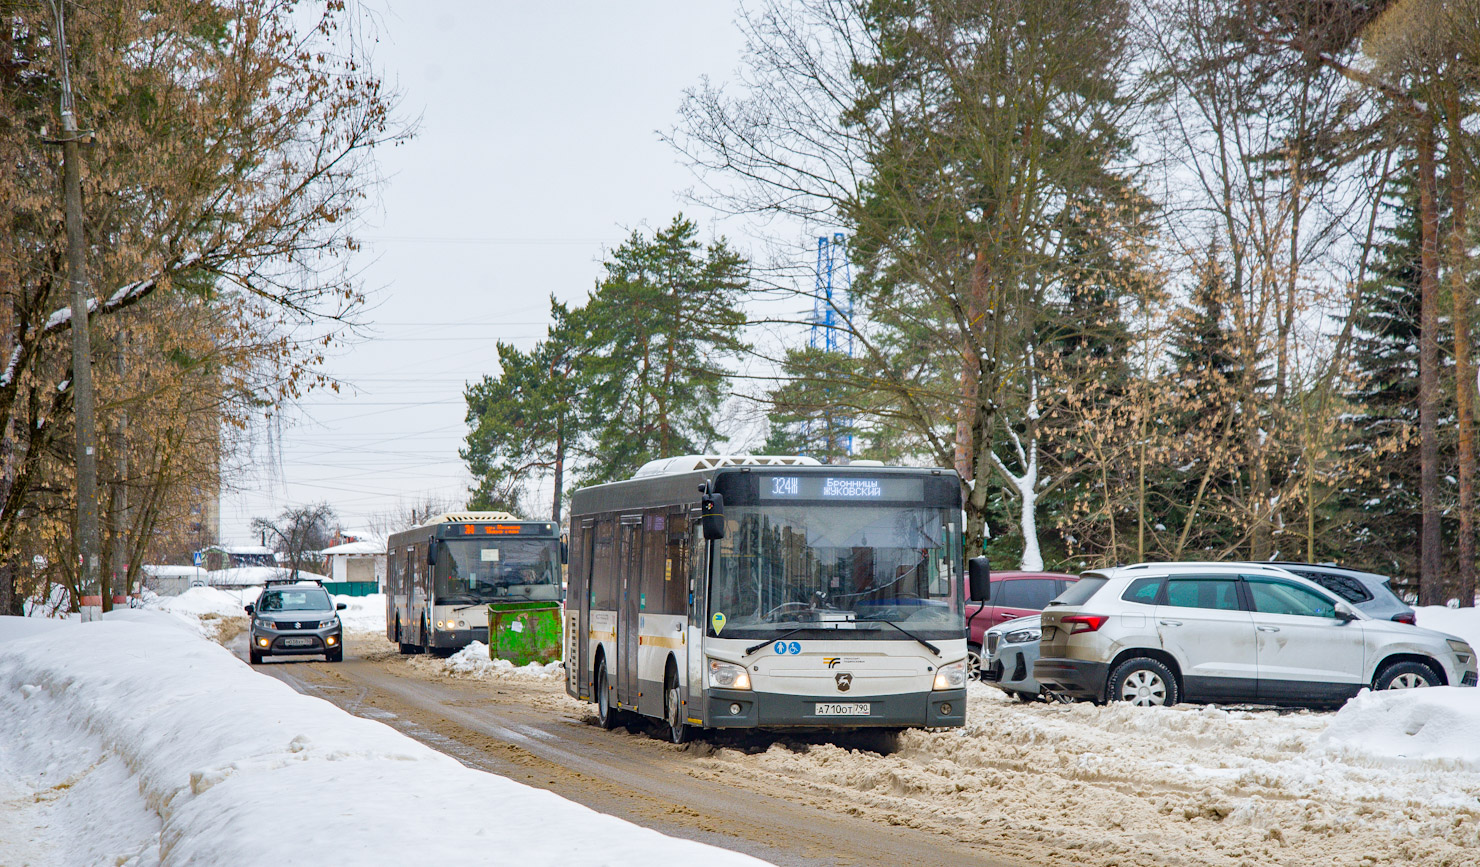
<box><xmin>708</xmin><ymin>659</ymin><xmax>751</xmax><ymax>690</ymax></box>
<box><xmin>319</xmin><ymin>619</ymin><xmax>339</xmax><ymax>629</ymax></box>
<box><xmin>254</xmin><ymin>619</ymin><xmax>274</xmax><ymax>630</ymax></box>
<box><xmin>934</xmin><ymin>660</ymin><xmax>967</xmax><ymax>690</ymax></box>
<box><xmin>1448</xmin><ymin>639</ymin><xmax>1474</xmax><ymax>664</ymax></box>
<box><xmin>1004</xmin><ymin>627</ymin><xmax>1042</xmax><ymax>644</ymax></box>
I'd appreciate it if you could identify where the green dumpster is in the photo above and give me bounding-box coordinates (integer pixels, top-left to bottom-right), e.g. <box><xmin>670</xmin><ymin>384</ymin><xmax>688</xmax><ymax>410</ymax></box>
<box><xmin>486</xmin><ymin>601</ymin><xmax>562</xmax><ymax>666</ymax></box>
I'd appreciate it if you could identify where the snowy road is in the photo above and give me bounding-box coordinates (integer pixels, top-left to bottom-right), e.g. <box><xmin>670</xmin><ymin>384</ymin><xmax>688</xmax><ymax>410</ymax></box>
<box><xmin>253</xmin><ymin>635</ymin><xmax>1016</xmax><ymax>867</ymax></box>
<box><xmin>250</xmin><ymin>629</ymin><xmax>1480</xmax><ymax>867</ymax></box>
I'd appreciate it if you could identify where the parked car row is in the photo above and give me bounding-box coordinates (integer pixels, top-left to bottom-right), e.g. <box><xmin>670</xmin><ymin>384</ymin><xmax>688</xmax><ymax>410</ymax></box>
<box><xmin>969</xmin><ymin>561</ymin><xmax>1474</xmax><ymax>709</ymax></box>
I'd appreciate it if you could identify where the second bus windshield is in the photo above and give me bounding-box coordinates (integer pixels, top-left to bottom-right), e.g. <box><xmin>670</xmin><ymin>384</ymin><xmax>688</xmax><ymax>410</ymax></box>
<box><xmin>434</xmin><ymin>539</ymin><xmax>560</xmax><ymax>602</ymax></box>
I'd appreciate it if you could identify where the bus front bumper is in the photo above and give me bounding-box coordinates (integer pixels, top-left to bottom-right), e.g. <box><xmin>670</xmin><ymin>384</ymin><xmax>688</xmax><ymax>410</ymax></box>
<box><xmin>429</xmin><ymin>627</ymin><xmax>489</xmax><ymax>650</ymax></box>
<box><xmin>705</xmin><ymin>688</ymin><xmax>965</xmax><ymax>729</ymax></box>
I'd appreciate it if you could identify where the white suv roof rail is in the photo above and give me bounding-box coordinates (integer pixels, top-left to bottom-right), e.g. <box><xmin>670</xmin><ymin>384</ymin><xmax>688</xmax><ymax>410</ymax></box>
<box><xmin>631</xmin><ymin>454</ymin><xmax>823</xmax><ymax>479</ymax></box>
<box><xmin>1118</xmin><ymin>561</ymin><xmax>1294</xmax><ymax>574</ymax></box>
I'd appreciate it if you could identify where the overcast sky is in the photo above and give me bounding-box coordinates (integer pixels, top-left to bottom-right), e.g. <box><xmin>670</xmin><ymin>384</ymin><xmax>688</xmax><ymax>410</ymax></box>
<box><xmin>219</xmin><ymin>2</ymin><xmax>759</xmax><ymax>543</ymax></box>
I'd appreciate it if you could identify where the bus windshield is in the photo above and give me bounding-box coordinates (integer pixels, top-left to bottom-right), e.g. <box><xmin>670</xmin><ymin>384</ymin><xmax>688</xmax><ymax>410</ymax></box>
<box><xmin>434</xmin><ymin>539</ymin><xmax>561</xmax><ymax>603</ymax></box>
<box><xmin>709</xmin><ymin>505</ymin><xmax>963</xmax><ymax>637</ymax></box>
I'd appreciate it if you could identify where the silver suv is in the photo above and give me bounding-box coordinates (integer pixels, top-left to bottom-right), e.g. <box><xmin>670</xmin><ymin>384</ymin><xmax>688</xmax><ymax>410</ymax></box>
<box><xmin>245</xmin><ymin>582</ymin><xmax>346</xmax><ymax>665</ymax></box>
<box><xmin>1033</xmin><ymin>563</ymin><xmax>1477</xmax><ymax>707</ymax></box>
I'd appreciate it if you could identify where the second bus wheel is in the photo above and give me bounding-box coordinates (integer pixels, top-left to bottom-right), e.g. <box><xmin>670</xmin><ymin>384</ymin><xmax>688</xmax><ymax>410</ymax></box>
<box><xmin>664</xmin><ymin>666</ymin><xmax>689</xmax><ymax>745</ymax></box>
<box><xmin>596</xmin><ymin>660</ymin><xmax>621</xmax><ymax>730</ymax></box>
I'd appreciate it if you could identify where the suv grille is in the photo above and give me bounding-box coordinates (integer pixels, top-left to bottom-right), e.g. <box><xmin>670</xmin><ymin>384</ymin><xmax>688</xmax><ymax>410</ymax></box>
<box><xmin>986</xmin><ymin>633</ymin><xmax>1000</xmax><ymax>654</ymax></box>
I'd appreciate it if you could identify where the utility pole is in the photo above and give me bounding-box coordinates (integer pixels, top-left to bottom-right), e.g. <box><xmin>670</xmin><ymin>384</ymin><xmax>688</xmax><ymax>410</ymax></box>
<box><xmin>49</xmin><ymin>0</ymin><xmax>103</xmax><ymax>622</ymax></box>
<box><xmin>109</xmin><ymin>332</ymin><xmax>129</xmax><ymax>607</ymax></box>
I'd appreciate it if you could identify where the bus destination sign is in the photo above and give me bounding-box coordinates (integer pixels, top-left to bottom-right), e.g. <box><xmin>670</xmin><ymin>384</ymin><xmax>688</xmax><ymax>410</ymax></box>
<box><xmin>759</xmin><ymin>475</ymin><xmax>925</xmax><ymax>501</ymax></box>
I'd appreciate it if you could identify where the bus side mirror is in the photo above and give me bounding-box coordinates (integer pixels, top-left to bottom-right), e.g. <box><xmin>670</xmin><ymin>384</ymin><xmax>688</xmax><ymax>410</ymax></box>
<box><xmin>560</xmin><ymin>538</ymin><xmax>569</xmax><ymax>565</ymax></box>
<box><xmin>968</xmin><ymin>557</ymin><xmax>992</xmax><ymax>602</ymax></box>
<box><xmin>701</xmin><ymin>492</ymin><xmax>726</xmax><ymax>540</ymax></box>
<box><xmin>426</xmin><ymin>545</ymin><xmax>436</xmax><ymax>567</ymax></box>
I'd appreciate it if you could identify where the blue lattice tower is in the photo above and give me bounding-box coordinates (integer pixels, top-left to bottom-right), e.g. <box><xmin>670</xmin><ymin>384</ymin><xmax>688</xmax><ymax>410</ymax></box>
<box><xmin>807</xmin><ymin>233</ymin><xmax>853</xmax><ymax>458</ymax></box>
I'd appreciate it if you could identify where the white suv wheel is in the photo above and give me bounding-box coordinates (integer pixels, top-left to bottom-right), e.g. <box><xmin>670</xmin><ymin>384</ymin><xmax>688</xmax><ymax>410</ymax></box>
<box><xmin>1109</xmin><ymin>657</ymin><xmax>1179</xmax><ymax>707</ymax></box>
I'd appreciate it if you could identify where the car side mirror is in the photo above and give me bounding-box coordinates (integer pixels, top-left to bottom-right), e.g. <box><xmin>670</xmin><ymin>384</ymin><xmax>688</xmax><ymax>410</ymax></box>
<box><xmin>968</xmin><ymin>557</ymin><xmax>992</xmax><ymax>602</ymax></box>
<box><xmin>243</xmin><ymin>603</ymin><xmax>255</xmax><ymax>616</ymax></box>
<box><xmin>701</xmin><ymin>491</ymin><xmax>726</xmax><ymax>540</ymax></box>
<box><xmin>336</xmin><ymin>602</ymin><xmax>347</xmax><ymax>611</ymax></box>
<box><xmin>1333</xmin><ymin>601</ymin><xmax>1358</xmax><ymax>621</ymax></box>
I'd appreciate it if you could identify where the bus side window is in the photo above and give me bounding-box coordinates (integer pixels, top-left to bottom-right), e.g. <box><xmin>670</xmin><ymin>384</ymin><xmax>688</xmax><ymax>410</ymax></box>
<box><xmin>591</xmin><ymin>520</ymin><xmax>617</xmax><ymax>611</ymax></box>
<box><xmin>665</xmin><ymin>512</ymin><xmax>687</xmax><ymax>614</ymax></box>
<box><xmin>567</xmin><ymin>523</ymin><xmax>591</xmax><ymax>607</ymax></box>
<box><xmin>640</xmin><ymin>513</ymin><xmax>667</xmax><ymax>613</ymax></box>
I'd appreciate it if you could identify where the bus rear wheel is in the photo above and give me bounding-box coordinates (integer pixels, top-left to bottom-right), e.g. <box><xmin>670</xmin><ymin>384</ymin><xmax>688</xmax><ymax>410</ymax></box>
<box><xmin>396</xmin><ymin>619</ymin><xmax>418</xmax><ymax>655</ymax></box>
<box><xmin>665</xmin><ymin>669</ymin><xmax>689</xmax><ymax>745</ymax></box>
<box><xmin>596</xmin><ymin>660</ymin><xmax>620</xmax><ymax>730</ymax></box>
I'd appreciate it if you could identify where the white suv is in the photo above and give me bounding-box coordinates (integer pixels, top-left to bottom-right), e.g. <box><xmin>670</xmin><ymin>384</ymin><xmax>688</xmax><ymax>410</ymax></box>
<box><xmin>1033</xmin><ymin>563</ymin><xmax>1477</xmax><ymax>707</ymax></box>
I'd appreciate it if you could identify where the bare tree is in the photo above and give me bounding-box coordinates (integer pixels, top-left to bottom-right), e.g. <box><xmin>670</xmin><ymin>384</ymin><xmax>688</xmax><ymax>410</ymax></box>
<box><xmin>252</xmin><ymin>503</ymin><xmax>339</xmax><ymax>578</ymax></box>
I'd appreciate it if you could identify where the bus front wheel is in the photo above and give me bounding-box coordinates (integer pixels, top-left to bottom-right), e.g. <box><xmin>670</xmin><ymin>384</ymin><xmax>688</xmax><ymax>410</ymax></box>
<box><xmin>665</xmin><ymin>668</ymin><xmax>690</xmax><ymax>745</ymax></box>
<box><xmin>596</xmin><ymin>660</ymin><xmax>620</xmax><ymax>730</ymax></box>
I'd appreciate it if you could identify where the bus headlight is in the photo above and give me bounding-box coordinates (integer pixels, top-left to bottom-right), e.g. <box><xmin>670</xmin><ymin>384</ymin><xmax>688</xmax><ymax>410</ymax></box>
<box><xmin>934</xmin><ymin>660</ymin><xmax>967</xmax><ymax>690</ymax></box>
<box><xmin>708</xmin><ymin>659</ymin><xmax>751</xmax><ymax>690</ymax></box>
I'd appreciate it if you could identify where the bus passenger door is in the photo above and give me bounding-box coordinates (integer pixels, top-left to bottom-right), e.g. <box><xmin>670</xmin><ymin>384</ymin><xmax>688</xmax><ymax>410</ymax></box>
<box><xmin>686</xmin><ymin>520</ymin><xmax>708</xmax><ymax>713</ymax></box>
<box><xmin>569</xmin><ymin>521</ymin><xmax>595</xmax><ymax>699</ymax></box>
<box><xmin>617</xmin><ymin>516</ymin><xmax>643</xmax><ymax>707</ymax></box>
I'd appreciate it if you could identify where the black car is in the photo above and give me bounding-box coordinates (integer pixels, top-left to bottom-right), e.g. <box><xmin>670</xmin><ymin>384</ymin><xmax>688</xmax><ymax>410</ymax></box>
<box><xmin>245</xmin><ymin>582</ymin><xmax>346</xmax><ymax>664</ymax></box>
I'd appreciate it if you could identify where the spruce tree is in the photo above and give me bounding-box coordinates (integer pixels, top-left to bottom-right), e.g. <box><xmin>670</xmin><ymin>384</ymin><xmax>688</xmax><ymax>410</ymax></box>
<box><xmin>1334</xmin><ymin>172</ymin><xmax>1424</xmax><ymax>593</ymax></box>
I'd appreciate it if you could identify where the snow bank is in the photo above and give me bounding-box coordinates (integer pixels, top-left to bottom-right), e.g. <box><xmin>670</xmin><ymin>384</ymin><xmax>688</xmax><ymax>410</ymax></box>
<box><xmin>1319</xmin><ymin>687</ymin><xmax>1480</xmax><ymax>769</ymax></box>
<box><xmin>0</xmin><ymin>612</ymin><xmax>767</xmax><ymax>866</ymax></box>
<box><xmin>1415</xmin><ymin>605</ymin><xmax>1480</xmax><ymax>648</ymax></box>
<box><xmin>333</xmin><ymin>592</ymin><xmax>386</xmax><ymax>633</ymax></box>
<box><xmin>444</xmin><ymin>640</ymin><xmax>563</xmax><ymax>679</ymax></box>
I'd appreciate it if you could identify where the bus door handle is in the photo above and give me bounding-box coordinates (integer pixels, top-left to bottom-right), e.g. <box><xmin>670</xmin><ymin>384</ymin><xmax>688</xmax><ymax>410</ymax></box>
<box><xmin>674</xmin><ymin>623</ymin><xmax>683</xmax><ymax>632</ymax></box>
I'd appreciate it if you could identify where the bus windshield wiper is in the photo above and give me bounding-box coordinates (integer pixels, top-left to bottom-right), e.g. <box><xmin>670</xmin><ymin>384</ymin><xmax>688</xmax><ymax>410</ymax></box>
<box><xmin>745</xmin><ymin>625</ymin><xmax>817</xmax><ymax>656</ymax></box>
<box><xmin>874</xmin><ymin>618</ymin><xmax>940</xmax><ymax>656</ymax></box>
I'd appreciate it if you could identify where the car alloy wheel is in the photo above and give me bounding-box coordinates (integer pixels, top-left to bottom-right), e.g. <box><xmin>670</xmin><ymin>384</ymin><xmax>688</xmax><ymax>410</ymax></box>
<box><xmin>1120</xmin><ymin>670</ymin><xmax>1167</xmax><ymax>705</ymax></box>
<box><xmin>1375</xmin><ymin>660</ymin><xmax>1439</xmax><ymax>691</ymax></box>
<box><xmin>1109</xmin><ymin>657</ymin><xmax>1179</xmax><ymax>707</ymax></box>
<box><xmin>966</xmin><ymin>644</ymin><xmax>984</xmax><ymax>681</ymax></box>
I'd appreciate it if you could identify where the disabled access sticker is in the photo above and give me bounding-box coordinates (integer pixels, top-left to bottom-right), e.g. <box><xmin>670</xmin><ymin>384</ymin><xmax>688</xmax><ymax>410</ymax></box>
<box><xmin>711</xmin><ymin>612</ymin><xmax>726</xmax><ymax>634</ymax></box>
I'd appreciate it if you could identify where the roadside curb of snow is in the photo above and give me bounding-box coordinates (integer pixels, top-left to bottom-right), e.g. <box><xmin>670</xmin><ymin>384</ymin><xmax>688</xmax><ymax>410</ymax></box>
<box><xmin>0</xmin><ymin>610</ymin><xmax>771</xmax><ymax>867</ymax></box>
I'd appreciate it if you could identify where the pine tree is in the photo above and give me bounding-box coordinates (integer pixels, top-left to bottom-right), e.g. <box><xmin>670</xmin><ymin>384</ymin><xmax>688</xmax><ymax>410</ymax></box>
<box><xmin>575</xmin><ymin>216</ymin><xmax>748</xmax><ymax>484</ymax></box>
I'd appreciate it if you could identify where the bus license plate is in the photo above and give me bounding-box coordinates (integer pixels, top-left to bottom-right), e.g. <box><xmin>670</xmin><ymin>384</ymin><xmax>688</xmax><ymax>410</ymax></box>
<box><xmin>815</xmin><ymin>702</ymin><xmax>870</xmax><ymax>716</ymax></box>
<box><xmin>282</xmin><ymin>638</ymin><xmax>315</xmax><ymax>647</ymax></box>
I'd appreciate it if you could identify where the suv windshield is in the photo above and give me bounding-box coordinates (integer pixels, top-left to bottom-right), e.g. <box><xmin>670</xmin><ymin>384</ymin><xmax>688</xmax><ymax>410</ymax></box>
<box><xmin>258</xmin><ymin>588</ymin><xmax>331</xmax><ymax>611</ymax></box>
<box><xmin>710</xmin><ymin>505</ymin><xmax>963</xmax><ymax>637</ymax></box>
<box><xmin>434</xmin><ymin>539</ymin><xmax>561</xmax><ymax>603</ymax></box>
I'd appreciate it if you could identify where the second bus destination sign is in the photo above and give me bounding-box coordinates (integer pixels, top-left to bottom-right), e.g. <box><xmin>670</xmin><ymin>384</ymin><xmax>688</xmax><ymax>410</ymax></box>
<box><xmin>759</xmin><ymin>475</ymin><xmax>925</xmax><ymax>501</ymax></box>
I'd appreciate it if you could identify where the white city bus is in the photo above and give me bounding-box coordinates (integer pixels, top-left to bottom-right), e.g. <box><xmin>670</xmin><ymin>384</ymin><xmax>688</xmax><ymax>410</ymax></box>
<box><xmin>385</xmin><ymin>512</ymin><xmax>562</xmax><ymax>655</ymax></box>
<box><xmin>565</xmin><ymin>456</ymin><xmax>968</xmax><ymax>743</ymax></box>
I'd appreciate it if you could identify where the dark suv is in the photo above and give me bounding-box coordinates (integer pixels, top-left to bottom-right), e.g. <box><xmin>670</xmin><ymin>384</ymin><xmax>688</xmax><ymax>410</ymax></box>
<box><xmin>1258</xmin><ymin>562</ymin><xmax>1416</xmax><ymax>624</ymax></box>
<box><xmin>245</xmin><ymin>582</ymin><xmax>346</xmax><ymax>664</ymax></box>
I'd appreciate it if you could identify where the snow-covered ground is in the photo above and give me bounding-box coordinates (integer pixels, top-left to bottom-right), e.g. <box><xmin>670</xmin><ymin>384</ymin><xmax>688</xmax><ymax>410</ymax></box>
<box><xmin>0</xmin><ymin>612</ymin><xmax>768</xmax><ymax>867</ymax></box>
